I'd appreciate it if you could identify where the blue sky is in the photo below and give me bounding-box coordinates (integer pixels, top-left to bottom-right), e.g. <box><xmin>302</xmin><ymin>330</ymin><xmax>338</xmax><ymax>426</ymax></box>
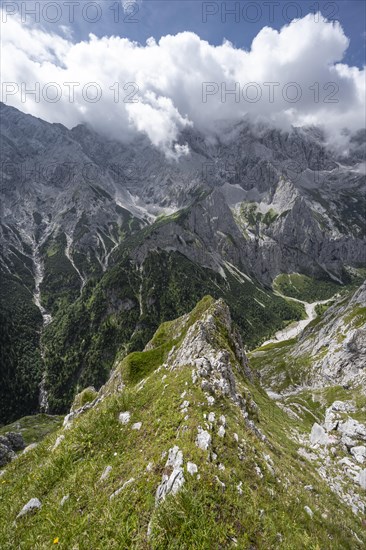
<box><xmin>1</xmin><ymin>0</ymin><xmax>365</xmax><ymax>67</ymax></box>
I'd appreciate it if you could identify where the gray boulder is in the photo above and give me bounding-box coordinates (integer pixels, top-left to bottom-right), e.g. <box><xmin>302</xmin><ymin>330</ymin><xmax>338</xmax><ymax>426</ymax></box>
<box><xmin>338</xmin><ymin>418</ymin><xmax>366</xmax><ymax>447</ymax></box>
<box><xmin>0</xmin><ymin>436</ymin><xmax>10</xmax><ymax>447</ymax></box>
<box><xmin>0</xmin><ymin>443</ymin><xmax>15</xmax><ymax>467</ymax></box>
<box><xmin>310</xmin><ymin>423</ymin><xmax>329</xmax><ymax>446</ymax></box>
<box><xmin>6</xmin><ymin>432</ymin><xmax>25</xmax><ymax>451</ymax></box>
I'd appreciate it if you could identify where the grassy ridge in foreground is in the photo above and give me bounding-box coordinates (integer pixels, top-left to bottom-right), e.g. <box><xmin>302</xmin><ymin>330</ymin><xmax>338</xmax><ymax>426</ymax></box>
<box><xmin>0</xmin><ymin>298</ymin><xmax>364</xmax><ymax>549</ymax></box>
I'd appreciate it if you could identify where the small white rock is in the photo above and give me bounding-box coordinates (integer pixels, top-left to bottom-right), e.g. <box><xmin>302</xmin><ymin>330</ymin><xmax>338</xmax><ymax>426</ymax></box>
<box><xmin>358</xmin><ymin>469</ymin><xmax>366</xmax><ymax>490</ymax></box>
<box><xmin>187</xmin><ymin>462</ymin><xmax>198</xmax><ymax>476</ymax></box>
<box><xmin>100</xmin><ymin>465</ymin><xmax>112</xmax><ymax>482</ymax></box>
<box><xmin>208</xmin><ymin>412</ymin><xmax>215</xmax><ymax>423</ymax></box>
<box><xmin>166</xmin><ymin>446</ymin><xmax>183</xmax><ymax>469</ymax></box>
<box><xmin>304</xmin><ymin>506</ymin><xmax>313</xmax><ymax>518</ymax></box>
<box><xmin>219</xmin><ymin>415</ymin><xmax>226</xmax><ymax>427</ymax></box>
<box><xmin>16</xmin><ymin>498</ymin><xmax>42</xmax><ymax>519</ymax></box>
<box><xmin>254</xmin><ymin>465</ymin><xmax>263</xmax><ymax>479</ymax></box>
<box><xmin>60</xmin><ymin>494</ymin><xmax>69</xmax><ymax>506</ymax></box>
<box><xmin>218</xmin><ymin>426</ymin><xmax>225</xmax><ymax>438</ymax></box>
<box><xmin>118</xmin><ymin>412</ymin><xmax>131</xmax><ymax>424</ymax></box>
<box><xmin>215</xmin><ymin>476</ymin><xmax>225</xmax><ymax>488</ymax></box>
<box><xmin>132</xmin><ymin>422</ymin><xmax>142</xmax><ymax>430</ymax></box>
<box><xmin>196</xmin><ymin>427</ymin><xmax>211</xmax><ymax>451</ymax></box>
<box><xmin>52</xmin><ymin>435</ymin><xmax>65</xmax><ymax>451</ymax></box>
<box><xmin>22</xmin><ymin>443</ymin><xmax>38</xmax><ymax>454</ymax></box>
<box><xmin>110</xmin><ymin>478</ymin><xmax>135</xmax><ymax>500</ymax></box>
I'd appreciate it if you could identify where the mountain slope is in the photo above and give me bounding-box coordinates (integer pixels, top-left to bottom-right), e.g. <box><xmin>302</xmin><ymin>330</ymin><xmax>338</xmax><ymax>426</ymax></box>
<box><xmin>250</xmin><ymin>284</ymin><xmax>366</xmax><ymax>518</ymax></box>
<box><xmin>1</xmin><ymin>102</ymin><xmax>365</xmax><ymax>424</ymax></box>
<box><xmin>41</xmin><ymin>249</ymin><xmax>305</xmax><ymax>414</ymax></box>
<box><xmin>251</xmin><ymin>282</ymin><xmax>366</xmax><ymax>393</ymax></box>
<box><xmin>0</xmin><ymin>297</ymin><xmax>364</xmax><ymax>549</ymax></box>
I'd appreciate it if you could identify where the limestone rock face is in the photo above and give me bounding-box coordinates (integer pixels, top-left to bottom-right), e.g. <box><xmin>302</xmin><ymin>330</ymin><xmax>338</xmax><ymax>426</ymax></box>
<box><xmin>168</xmin><ymin>299</ymin><xmax>254</xmax><ymax>401</ymax></box>
<box><xmin>294</xmin><ymin>283</ymin><xmax>366</xmax><ymax>389</ymax></box>
<box><xmin>338</xmin><ymin>419</ymin><xmax>366</xmax><ymax>446</ymax></box>
<box><xmin>1</xmin><ymin>101</ymin><xmax>364</xmax><ymax>297</ymax></box>
<box><xmin>351</xmin><ymin>446</ymin><xmax>366</xmax><ymax>464</ymax></box>
<box><xmin>302</xmin><ymin>400</ymin><xmax>366</xmax><ymax>515</ymax></box>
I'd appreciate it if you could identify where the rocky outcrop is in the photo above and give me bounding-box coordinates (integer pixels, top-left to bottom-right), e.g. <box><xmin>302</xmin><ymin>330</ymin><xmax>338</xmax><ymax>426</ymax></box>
<box><xmin>0</xmin><ymin>433</ymin><xmax>25</xmax><ymax>466</ymax></box>
<box><xmin>300</xmin><ymin>401</ymin><xmax>366</xmax><ymax>514</ymax></box>
<box><xmin>164</xmin><ymin>299</ymin><xmax>263</xmax><ymax>439</ymax></box>
<box><xmin>295</xmin><ymin>282</ymin><xmax>366</xmax><ymax>388</ymax></box>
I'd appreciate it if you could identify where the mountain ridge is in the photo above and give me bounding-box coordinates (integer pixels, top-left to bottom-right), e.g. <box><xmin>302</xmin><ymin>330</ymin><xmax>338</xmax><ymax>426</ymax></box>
<box><xmin>0</xmin><ymin>295</ymin><xmax>365</xmax><ymax>548</ymax></box>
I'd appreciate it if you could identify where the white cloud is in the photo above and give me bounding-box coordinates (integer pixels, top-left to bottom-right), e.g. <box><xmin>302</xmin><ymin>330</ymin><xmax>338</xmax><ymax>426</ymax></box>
<box><xmin>1</xmin><ymin>11</ymin><xmax>365</xmax><ymax>155</ymax></box>
<box><xmin>59</xmin><ymin>25</ymin><xmax>74</xmax><ymax>41</ymax></box>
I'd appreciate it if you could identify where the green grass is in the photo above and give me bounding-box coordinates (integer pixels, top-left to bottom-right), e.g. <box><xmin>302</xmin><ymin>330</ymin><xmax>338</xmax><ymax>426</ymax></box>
<box><xmin>0</xmin><ymin>328</ymin><xmax>364</xmax><ymax>549</ymax></box>
<box><xmin>253</xmin><ymin>338</ymin><xmax>297</xmax><ymax>352</ymax></box>
<box><xmin>122</xmin><ymin>345</ymin><xmax>171</xmax><ymax>385</ymax></box>
<box><xmin>314</xmin><ymin>302</ymin><xmax>334</xmax><ymax>317</ymax></box>
<box><xmin>273</xmin><ymin>273</ymin><xmax>342</xmax><ymax>302</ymax></box>
<box><xmin>250</xmin><ymin>342</ymin><xmax>314</xmax><ymax>393</ymax></box>
<box><xmin>0</xmin><ymin>414</ymin><xmax>63</xmax><ymax>446</ymax></box>
<box><xmin>235</xmin><ymin>202</ymin><xmax>279</xmax><ymax>228</ymax></box>
<box><xmin>344</xmin><ymin>306</ymin><xmax>366</xmax><ymax>329</ymax></box>
<box><xmin>71</xmin><ymin>388</ymin><xmax>98</xmax><ymax>412</ymax></box>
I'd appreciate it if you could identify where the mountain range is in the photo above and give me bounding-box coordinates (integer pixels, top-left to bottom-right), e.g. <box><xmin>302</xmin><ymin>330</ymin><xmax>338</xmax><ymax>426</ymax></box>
<box><xmin>0</xmin><ymin>101</ymin><xmax>365</xmax><ymax>425</ymax></box>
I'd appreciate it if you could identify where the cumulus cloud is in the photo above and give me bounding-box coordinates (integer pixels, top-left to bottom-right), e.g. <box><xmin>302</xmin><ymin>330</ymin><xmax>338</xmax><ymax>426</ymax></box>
<box><xmin>1</xmin><ymin>10</ymin><xmax>365</xmax><ymax>155</ymax></box>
